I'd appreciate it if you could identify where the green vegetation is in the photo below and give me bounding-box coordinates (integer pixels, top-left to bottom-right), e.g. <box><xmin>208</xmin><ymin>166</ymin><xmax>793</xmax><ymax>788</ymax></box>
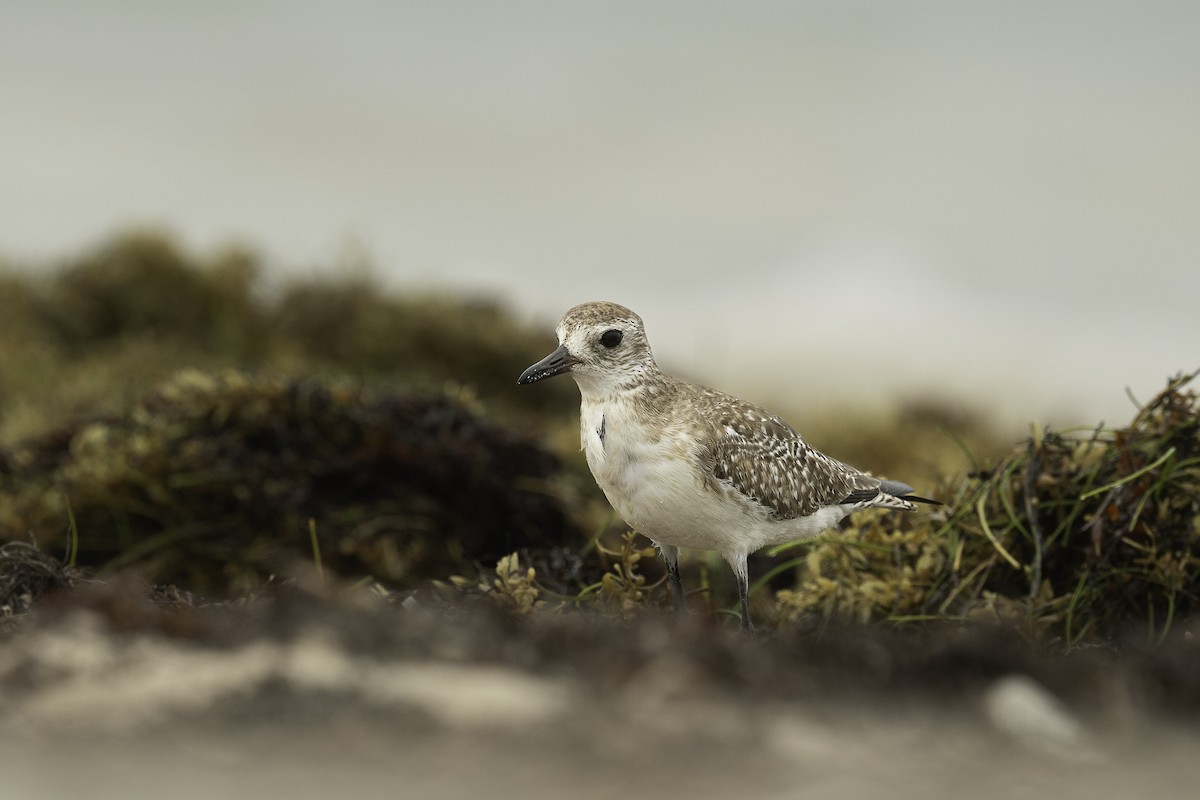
<box><xmin>0</xmin><ymin>231</ymin><xmax>576</xmax><ymax>444</ymax></box>
<box><xmin>773</xmin><ymin>371</ymin><xmax>1200</xmax><ymax>644</ymax></box>
<box><xmin>0</xmin><ymin>370</ymin><xmax>579</xmax><ymax>595</ymax></box>
<box><xmin>0</xmin><ymin>231</ymin><xmax>588</xmax><ymax>596</ymax></box>
<box><xmin>1</xmin><ymin>232</ymin><xmax>1196</xmax><ymax>648</ymax></box>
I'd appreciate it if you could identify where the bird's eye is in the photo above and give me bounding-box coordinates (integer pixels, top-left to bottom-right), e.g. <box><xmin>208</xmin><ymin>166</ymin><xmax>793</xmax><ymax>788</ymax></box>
<box><xmin>600</xmin><ymin>329</ymin><xmax>623</xmax><ymax>348</ymax></box>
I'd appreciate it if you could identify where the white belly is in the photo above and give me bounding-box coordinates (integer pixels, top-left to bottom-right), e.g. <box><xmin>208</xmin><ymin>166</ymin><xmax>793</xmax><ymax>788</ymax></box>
<box><xmin>580</xmin><ymin>399</ymin><xmax>847</xmax><ymax>559</ymax></box>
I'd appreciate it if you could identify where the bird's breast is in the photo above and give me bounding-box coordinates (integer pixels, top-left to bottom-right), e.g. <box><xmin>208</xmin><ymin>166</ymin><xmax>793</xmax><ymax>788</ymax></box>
<box><xmin>579</xmin><ymin>398</ymin><xmax>725</xmax><ymax>539</ymax></box>
<box><xmin>580</xmin><ymin>399</ymin><xmax>636</xmax><ymax>476</ymax></box>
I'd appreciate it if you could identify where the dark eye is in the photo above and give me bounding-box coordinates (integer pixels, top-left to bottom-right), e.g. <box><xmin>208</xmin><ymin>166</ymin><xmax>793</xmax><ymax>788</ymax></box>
<box><xmin>600</xmin><ymin>329</ymin><xmax>623</xmax><ymax>348</ymax></box>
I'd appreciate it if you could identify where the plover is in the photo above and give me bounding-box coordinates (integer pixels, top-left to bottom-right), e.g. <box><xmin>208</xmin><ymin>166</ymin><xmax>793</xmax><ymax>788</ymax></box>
<box><xmin>518</xmin><ymin>301</ymin><xmax>938</xmax><ymax>628</ymax></box>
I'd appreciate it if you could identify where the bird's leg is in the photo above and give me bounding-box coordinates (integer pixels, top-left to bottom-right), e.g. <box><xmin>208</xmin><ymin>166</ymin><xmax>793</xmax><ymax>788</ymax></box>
<box><xmin>728</xmin><ymin>553</ymin><xmax>754</xmax><ymax>630</ymax></box>
<box><xmin>737</xmin><ymin>575</ymin><xmax>753</xmax><ymax>630</ymax></box>
<box><xmin>659</xmin><ymin>543</ymin><xmax>686</xmax><ymax>613</ymax></box>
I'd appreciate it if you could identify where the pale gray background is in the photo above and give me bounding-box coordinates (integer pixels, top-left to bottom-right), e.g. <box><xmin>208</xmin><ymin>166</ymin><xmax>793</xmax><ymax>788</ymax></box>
<box><xmin>3</xmin><ymin>0</ymin><xmax>1197</xmax><ymax>427</ymax></box>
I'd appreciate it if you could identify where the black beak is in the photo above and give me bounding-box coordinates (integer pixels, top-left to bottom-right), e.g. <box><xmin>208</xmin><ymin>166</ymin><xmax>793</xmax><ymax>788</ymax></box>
<box><xmin>517</xmin><ymin>344</ymin><xmax>576</xmax><ymax>384</ymax></box>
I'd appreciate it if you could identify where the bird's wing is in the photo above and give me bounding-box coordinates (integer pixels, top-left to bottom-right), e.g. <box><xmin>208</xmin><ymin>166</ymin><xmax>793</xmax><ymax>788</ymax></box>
<box><xmin>705</xmin><ymin>407</ymin><xmax>879</xmax><ymax>520</ymax></box>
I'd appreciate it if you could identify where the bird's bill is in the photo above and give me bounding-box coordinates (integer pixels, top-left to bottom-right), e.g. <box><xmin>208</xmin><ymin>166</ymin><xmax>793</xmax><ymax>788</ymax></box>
<box><xmin>517</xmin><ymin>344</ymin><xmax>576</xmax><ymax>384</ymax></box>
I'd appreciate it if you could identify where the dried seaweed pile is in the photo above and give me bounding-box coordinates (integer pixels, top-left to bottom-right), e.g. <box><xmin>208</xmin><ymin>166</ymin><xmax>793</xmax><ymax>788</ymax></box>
<box><xmin>0</xmin><ymin>541</ymin><xmax>81</xmax><ymax>629</ymax></box>
<box><xmin>0</xmin><ymin>370</ymin><xmax>580</xmax><ymax>596</ymax></box>
<box><xmin>3</xmin><ymin>234</ymin><xmax>1195</xmax><ymax>647</ymax></box>
<box><xmin>0</xmin><ymin>232</ymin><xmax>577</xmax><ymax>444</ymax></box>
<box><xmin>776</xmin><ymin>371</ymin><xmax>1200</xmax><ymax>644</ymax></box>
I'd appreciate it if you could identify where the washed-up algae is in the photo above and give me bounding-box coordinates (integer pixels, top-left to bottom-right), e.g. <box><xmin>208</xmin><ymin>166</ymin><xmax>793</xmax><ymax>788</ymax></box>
<box><xmin>0</xmin><ymin>370</ymin><xmax>580</xmax><ymax>596</ymax></box>
<box><xmin>775</xmin><ymin>370</ymin><xmax>1200</xmax><ymax>644</ymax></box>
<box><xmin>2</xmin><ymin>233</ymin><xmax>1197</xmax><ymax>646</ymax></box>
<box><xmin>0</xmin><ymin>232</ymin><xmax>577</xmax><ymax>444</ymax></box>
<box><xmin>2</xmin><ymin>358</ymin><xmax>1195</xmax><ymax>646</ymax></box>
<box><xmin>430</xmin><ymin>371</ymin><xmax>1198</xmax><ymax>645</ymax></box>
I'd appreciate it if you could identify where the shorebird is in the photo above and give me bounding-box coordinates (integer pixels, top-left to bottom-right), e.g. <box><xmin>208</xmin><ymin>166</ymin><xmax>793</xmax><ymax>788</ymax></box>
<box><xmin>517</xmin><ymin>301</ymin><xmax>938</xmax><ymax>629</ymax></box>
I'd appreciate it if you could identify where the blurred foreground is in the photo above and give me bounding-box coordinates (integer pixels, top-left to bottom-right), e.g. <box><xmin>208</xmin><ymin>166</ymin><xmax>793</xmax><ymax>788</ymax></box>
<box><xmin>2</xmin><ymin>572</ymin><xmax>1199</xmax><ymax>800</ymax></box>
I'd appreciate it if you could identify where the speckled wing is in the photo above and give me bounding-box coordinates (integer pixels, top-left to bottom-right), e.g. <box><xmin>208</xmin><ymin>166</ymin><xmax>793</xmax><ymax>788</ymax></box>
<box><xmin>705</xmin><ymin>406</ymin><xmax>879</xmax><ymax>520</ymax></box>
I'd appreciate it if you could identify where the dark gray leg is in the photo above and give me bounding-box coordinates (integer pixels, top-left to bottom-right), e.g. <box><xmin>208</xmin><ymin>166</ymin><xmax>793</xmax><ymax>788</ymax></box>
<box><xmin>728</xmin><ymin>553</ymin><xmax>753</xmax><ymax>630</ymax></box>
<box><xmin>737</xmin><ymin>571</ymin><xmax>753</xmax><ymax>630</ymax></box>
<box><xmin>660</xmin><ymin>543</ymin><xmax>686</xmax><ymax>613</ymax></box>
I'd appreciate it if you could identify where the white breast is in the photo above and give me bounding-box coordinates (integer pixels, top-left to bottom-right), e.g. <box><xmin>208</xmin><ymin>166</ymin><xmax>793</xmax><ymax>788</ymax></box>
<box><xmin>581</xmin><ymin>396</ymin><xmax>765</xmax><ymax>554</ymax></box>
<box><xmin>579</xmin><ymin>394</ymin><xmax>855</xmax><ymax>559</ymax></box>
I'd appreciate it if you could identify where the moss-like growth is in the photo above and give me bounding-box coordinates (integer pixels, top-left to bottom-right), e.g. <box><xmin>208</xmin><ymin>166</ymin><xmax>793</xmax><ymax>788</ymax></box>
<box><xmin>777</xmin><ymin>371</ymin><xmax>1200</xmax><ymax>644</ymax></box>
<box><xmin>0</xmin><ymin>231</ymin><xmax>577</xmax><ymax>443</ymax></box>
<box><xmin>0</xmin><ymin>541</ymin><xmax>80</xmax><ymax>626</ymax></box>
<box><xmin>0</xmin><ymin>370</ymin><xmax>579</xmax><ymax>596</ymax></box>
<box><xmin>595</xmin><ymin>531</ymin><xmax>661</xmax><ymax>616</ymax></box>
<box><xmin>775</xmin><ymin>521</ymin><xmax>946</xmax><ymax>624</ymax></box>
<box><xmin>270</xmin><ymin>275</ymin><xmax>574</xmax><ymax>415</ymax></box>
<box><xmin>37</xmin><ymin>233</ymin><xmax>264</xmax><ymax>354</ymax></box>
<box><xmin>2</xmin><ymin>232</ymin><xmax>1195</xmax><ymax>647</ymax></box>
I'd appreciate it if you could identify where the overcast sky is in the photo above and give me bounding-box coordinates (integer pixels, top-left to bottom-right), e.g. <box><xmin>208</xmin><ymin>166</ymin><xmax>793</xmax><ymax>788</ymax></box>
<box><xmin>3</xmin><ymin>0</ymin><xmax>1197</xmax><ymax>427</ymax></box>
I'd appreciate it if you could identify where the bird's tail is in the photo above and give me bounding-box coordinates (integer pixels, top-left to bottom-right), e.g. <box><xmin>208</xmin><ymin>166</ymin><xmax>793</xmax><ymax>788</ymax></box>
<box><xmin>877</xmin><ymin>478</ymin><xmax>941</xmax><ymax>507</ymax></box>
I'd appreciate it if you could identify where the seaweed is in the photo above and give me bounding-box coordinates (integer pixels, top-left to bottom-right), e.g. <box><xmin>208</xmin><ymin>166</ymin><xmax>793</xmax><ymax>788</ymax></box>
<box><xmin>776</xmin><ymin>370</ymin><xmax>1200</xmax><ymax>644</ymax></box>
<box><xmin>0</xmin><ymin>231</ymin><xmax>576</xmax><ymax>444</ymax></box>
<box><xmin>2</xmin><ymin>232</ymin><xmax>1197</xmax><ymax>646</ymax></box>
<box><xmin>0</xmin><ymin>540</ymin><xmax>82</xmax><ymax>627</ymax></box>
<box><xmin>0</xmin><ymin>370</ymin><xmax>580</xmax><ymax>596</ymax></box>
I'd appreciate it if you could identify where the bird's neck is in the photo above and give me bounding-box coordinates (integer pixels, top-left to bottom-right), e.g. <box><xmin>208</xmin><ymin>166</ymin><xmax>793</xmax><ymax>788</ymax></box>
<box><xmin>572</xmin><ymin>365</ymin><xmax>664</xmax><ymax>405</ymax></box>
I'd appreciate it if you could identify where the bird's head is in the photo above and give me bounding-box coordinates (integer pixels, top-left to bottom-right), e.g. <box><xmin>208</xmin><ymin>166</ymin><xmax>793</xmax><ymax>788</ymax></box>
<box><xmin>517</xmin><ymin>301</ymin><xmax>657</xmax><ymax>393</ymax></box>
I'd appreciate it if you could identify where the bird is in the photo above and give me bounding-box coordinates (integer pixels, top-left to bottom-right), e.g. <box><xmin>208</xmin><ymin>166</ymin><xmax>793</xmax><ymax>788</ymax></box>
<box><xmin>517</xmin><ymin>301</ymin><xmax>938</xmax><ymax>629</ymax></box>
